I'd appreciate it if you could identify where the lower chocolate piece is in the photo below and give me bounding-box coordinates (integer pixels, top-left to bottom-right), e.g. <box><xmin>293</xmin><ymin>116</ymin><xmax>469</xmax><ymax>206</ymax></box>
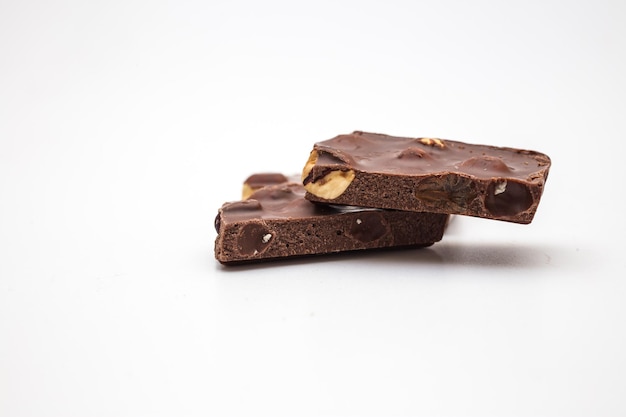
<box><xmin>215</xmin><ymin>181</ymin><xmax>448</xmax><ymax>265</ymax></box>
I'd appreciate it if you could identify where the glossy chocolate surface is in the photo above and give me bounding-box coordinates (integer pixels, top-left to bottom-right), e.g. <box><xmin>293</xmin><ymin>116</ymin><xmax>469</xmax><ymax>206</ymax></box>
<box><xmin>303</xmin><ymin>131</ymin><xmax>551</xmax><ymax>223</ymax></box>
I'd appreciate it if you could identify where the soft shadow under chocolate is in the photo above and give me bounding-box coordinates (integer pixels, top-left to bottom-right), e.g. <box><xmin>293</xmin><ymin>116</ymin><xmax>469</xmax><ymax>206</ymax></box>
<box><xmin>215</xmin><ymin>245</ymin><xmax>437</xmax><ymax>272</ymax></box>
<box><xmin>215</xmin><ymin>241</ymin><xmax>554</xmax><ymax>272</ymax></box>
<box><xmin>429</xmin><ymin>242</ymin><xmax>554</xmax><ymax>268</ymax></box>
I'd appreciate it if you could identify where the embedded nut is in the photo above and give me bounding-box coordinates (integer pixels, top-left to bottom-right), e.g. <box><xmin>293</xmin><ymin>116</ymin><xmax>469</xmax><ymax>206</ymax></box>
<box><xmin>494</xmin><ymin>180</ymin><xmax>507</xmax><ymax>195</ymax></box>
<box><xmin>458</xmin><ymin>156</ymin><xmax>512</xmax><ymax>174</ymax></box>
<box><xmin>419</xmin><ymin>138</ymin><xmax>446</xmax><ymax>148</ymax></box>
<box><xmin>304</xmin><ymin>169</ymin><xmax>355</xmax><ymax>199</ymax></box>
<box><xmin>237</xmin><ymin>223</ymin><xmax>273</xmax><ymax>256</ymax></box>
<box><xmin>302</xmin><ymin>150</ymin><xmax>355</xmax><ymax>200</ymax></box>
<box><xmin>398</xmin><ymin>147</ymin><xmax>432</xmax><ymax>159</ymax></box>
<box><xmin>301</xmin><ymin>150</ymin><xmax>319</xmax><ymax>183</ymax></box>
<box><xmin>242</xmin><ymin>183</ymin><xmax>255</xmax><ymax>200</ymax></box>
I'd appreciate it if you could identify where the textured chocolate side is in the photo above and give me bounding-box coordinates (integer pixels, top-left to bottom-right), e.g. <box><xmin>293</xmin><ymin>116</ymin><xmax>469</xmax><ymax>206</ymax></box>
<box><xmin>302</xmin><ymin>131</ymin><xmax>551</xmax><ymax>224</ymax></box>
<box><xmin>215</xmin><ymin>183</ymin><xmax>448</xmax><ymax>265</ymax></box>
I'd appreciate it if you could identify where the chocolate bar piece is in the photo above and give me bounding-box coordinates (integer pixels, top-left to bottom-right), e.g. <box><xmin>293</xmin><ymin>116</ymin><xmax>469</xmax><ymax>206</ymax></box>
<box><xmin>215</xmin><ymin>179</ymin><xmax>448</xmax><ymax>265</ymax></box>
<box><xmin>302</xmin><ymin>131</ymin><xmax>551</xmax><ymax>224</ymax></box>
<box><xmin>242</xmin><ymin>173</ymin><xmax>299</xmax><ymax>199</ymax></box>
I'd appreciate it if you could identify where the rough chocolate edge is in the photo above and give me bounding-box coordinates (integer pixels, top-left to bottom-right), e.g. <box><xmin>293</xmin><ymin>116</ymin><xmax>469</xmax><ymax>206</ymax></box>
<box><xmin>302</xmin><ymin>134</ymin><xmax>550</xmax><ymax>224</ymax></box>
<box><xmin>215</xmin><ymin>207</ymin><xmax>447</xmax><ymax>265</ymax></box>
<box><xmin>305</xmin><ymin>171</ymin><xmax>547</xmax><ymax>224</ymax></box>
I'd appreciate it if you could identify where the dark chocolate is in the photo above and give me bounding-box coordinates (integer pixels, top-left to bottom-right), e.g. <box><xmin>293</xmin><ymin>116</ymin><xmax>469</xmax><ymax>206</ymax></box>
<box><xmin>214</xmin><ymin>181</ymin><xmax>448</xmax><ymax>265</ymax></box>
<box><xmin>302</xmin><ymin>131</ymin><xmax>551</xmax><ymax>224</ymax></box>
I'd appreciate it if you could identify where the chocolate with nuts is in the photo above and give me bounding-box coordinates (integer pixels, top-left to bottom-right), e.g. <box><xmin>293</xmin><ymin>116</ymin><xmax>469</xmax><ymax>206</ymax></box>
<box><xmin>302</xmin><ymin>131</ymin><xmax>551</xmax><ymax>224</ymax></box>
<box><xmin>214</xmin><ymin>178</ymin><xmax>448</xmax><ymax>265</ymax></box>
<box><xmin>242</xmin><ymin>173</ymin><xmax>301</xmax><ymax>199</ymax></box>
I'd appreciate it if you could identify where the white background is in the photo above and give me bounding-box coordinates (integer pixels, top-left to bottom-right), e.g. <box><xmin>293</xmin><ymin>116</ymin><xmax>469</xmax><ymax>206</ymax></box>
<box><xmin>1</xmin><ymin>0</ymin><xmax>626</xmax><ymax>416</ymax></box>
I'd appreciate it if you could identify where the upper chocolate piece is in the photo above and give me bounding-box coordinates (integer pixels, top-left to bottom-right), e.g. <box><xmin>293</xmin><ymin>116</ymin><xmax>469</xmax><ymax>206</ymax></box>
<box><xmin>302</xmin><ymin>131</ymin><xmax>551</xmax><ymax>224</ymax></box>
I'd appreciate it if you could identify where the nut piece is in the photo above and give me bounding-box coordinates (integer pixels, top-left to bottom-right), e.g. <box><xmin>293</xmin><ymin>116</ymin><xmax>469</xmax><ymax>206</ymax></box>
<box><xmin>242</xmin><ymin>183</ymin><xmax>255</xmax><ymax>200</ymax></box>
<box><xmin>301</xmin><ymin>150</ymin><xmax>319</xmax><ymax>183</ymax></box>
<box><xmin>419</xmin><ymin>138</ymin><xmax>446</xmax><ymax>148</ymax></box>
<box><xmin>302</xmin><ymin>150</ymin><xmax>355</xmax><ymax>200</ymax></box>
<box><xmin>494</xmin><ymin>180</ymin><xmax>507</xmax><ymax>195</ymax></box>
<box><xmin>304</xmin><ymin>169</ymin><xmax>356</xmax><ymax>199</ymax></box>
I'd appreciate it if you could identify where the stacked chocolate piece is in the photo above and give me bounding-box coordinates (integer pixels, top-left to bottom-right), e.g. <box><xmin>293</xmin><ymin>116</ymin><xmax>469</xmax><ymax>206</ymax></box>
<box><xmin>214</xmin><ymin>131</ymin><xmax>551</xmax><ymax>265</ymax></box>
